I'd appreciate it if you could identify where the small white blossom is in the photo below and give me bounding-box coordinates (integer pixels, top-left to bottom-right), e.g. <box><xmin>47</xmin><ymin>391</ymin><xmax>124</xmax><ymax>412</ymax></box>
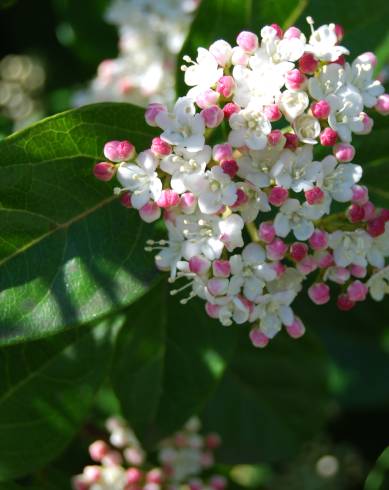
<box><xmin>196</xmin><ymin>166</ymin><xmax>238</xmax><ymax>214</ymax></box>
<box><xmin>183</xmin><ymin>47</ymin><xmax>223</xmax><ymax>96</ymax></box>
<box><xmin>367</xmin><ymin>222</ymin><xmax>389</xmax><ymax>268</ymax></box>
<box><xmin>274</xmin><ymin>198</ymin><xmax>320</xmax><ymax>240</ymax></box>
<box><xmin>278</xmin><ymin>90</ymin><xmax>309</xmax><ymax>121</ymax></box>
<box><xmin>367</xmin><ymin>266</ymin><xmax>389</xmax><ymax>301</ymax></box>
<box><xmin>229</xmin><ymin>103</ymin><xmax>271</xmax><ymax>150</ymax></box>
<box><xmin>316</xmin><ymin>155</ymin><xmax>362</xmax><ymax>202</ymax></box>
<box><xmin>293</xmin><ymin>114</ymin><xmax>321</xmax><ymax>144</ymax></box>
<box><xmin>329</xmin><ymin>229</ymin><xmax>372</xmax><ymax>267</ymax></box>
<box><xmin>306</xmin><ymin>23</ymin><xmax>349</xmax><ymax>62</ymax></box>
<box><xmin>308</xmin><ymin>63</ymin><xmax>346</xmax><ymax>100</ymax></box>
<box><xmin>346</xmin><ymin>55</ymin><xmax>384</xmax><ymax>108</ymax></box>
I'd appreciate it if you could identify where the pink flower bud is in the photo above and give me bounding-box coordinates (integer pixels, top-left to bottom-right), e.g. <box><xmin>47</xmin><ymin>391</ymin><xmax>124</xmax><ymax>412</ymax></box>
<box><xmin>89</xmin><ymin>440</ymin><xmax>109</xmax><ymax>462</ymax></box>
<box><xmin>188</xmin><ymin>480</ymin><xmax>203</xmax><ymax>490</ymax></box>
<box><xmin>231</xmin><ymin>188</ymin><xmax>248</xmax><ymax>208</ymax></box>
<box><xmin>337</xmin><ymin>293</ymin><xmax>355</xmax><ymax>311</ymax></box>
<box><xmin>212</xmin><ymin>259</ymin><xmax>231</xmax><ymax>278</ymax></box>
<box><xmin>207</xmin><ymin>278</ymin><xmax>228</xmax><ymax>296</ymax></box>
<box><xmin>205</xmin><ymin>433</ymin><xmax>221</xmax><ymax>449</ymax></box>
<box><xmin>268</xmin><ymin>186</ymin><xmax>289</xmax><ymax>207</ymax></box>
<box><xmin>124</xmin><ymin>447</ymin><xmax>144</xmax><ymax>466</ymax></box>
<box><xmin>268</xmin><ymin>129</ymin><xmax>284</xmax><ymax>146</ymax></box>
<box><xmin>72</xmin><ymin>477</ymin><xmax>89</xmax><ymax>490</ymax></box>
<box><xmin>347</xmin><ymin>203</ymin><xmax>365</xmax><ymax>223</ymax></box>
<box><xmin>362</xmin><ymin>201</ymin><xmax>376</xmax><ymax>221</ymax></box>
<box><xmin>266</xmin><ymin>238</ymin><xmax>288</xmax><ymax>260</ymax></box>
<box><xmin>290</xmin><ymin>242</ymin><xmax>308</xmax><ymax>262</ymax></box>
<box><xmin>375</xmin><ymin>94</ymin><xmax>389</xmax><ymax>115</ymax></box>
<box><xmin>220</xmin><ymin>159</ymin><xmax>238</xmax><ymax>178</ymax></box>
<box><xmin>201</xmin><ymin>105</ymin><xmax>224</xmax><ymax>128</ymax></box>
<box><xmin>350</xmin><ymin>265</ymin><xmax>367</xmax><ymax>278</ymax></box>
<box><xmin>84</xmin><ymin>466</ymin><xmax>101</xmax><ymax>484</ymax></box>
<box><xmin>151</xmin><ymin>137</ymin><xmax>172</xmax><ymax>157</ymax></box>
<box><xmin>93</xmin><ymin>162</ymin><xmax>116</xmax><ymax>181</ymax></box>
<box><xmin>367</xmin><ymin>216</ymin><xmax>386</xmax><ymax>237</ymax></box>
<box><xmin>305</xmin><ymin>187</ymin><xmax>325</xmax><ymax>205</ymax></box>
<box><xmin>271</xmin><ymin>261</ymin><xmax>286</xmax><ymax>277</ymax></box>
<box><xmin>147</xmin><ymin>469</ymin><xmax>163</xmax><ymax>484</ymax></box>
<box><xmin>126</xmin><ymin>468</ymin><xmax>143</xmax><ymax>485</ymax></box>
<box><xmin>205</xmin><ymin>302</ymin><xmax>221</xmax><ymax>318</ymax></box>
<box><xmin>333</xmin><ymin>142</ymin><xmax>355</xmax><ymax>162</ymax></box>
<box><xmin>351</xmin><ymin>185</ymin><xmax>369</xmax><ymax>205</ymax></box>
<box><xmin>231</xmin><ymin>46</ymin><xmax>250</xmax><ymax>65</ymax></box>
<box><xmin>316</xmin><ymin>250</ymin><xmax>334</xmax><ymax>268</ymax></box>
<box><xmin>332</xmin><ymin>55</ymin><xmax>346</xmax><ymax>66</ymax></box>
<box><xmin>120</xmin><ymin>192</ymin><xmax>132</xmax><ymax>208</ymax></box>
<box><xmin>189</xmin><ymin>255</ymin><xmax>211</xmax><ymax>275</ymax></box>
<box><xmin>156</xmin><ymin>189</ymin><xmax>180</xmax><ymax>208</ymax></box>
<box><xmin>286</xmin><ymin>316</ymin><xmax>306</xmax><ymax>339</ymax></box>
<box><xmin>359</xmin><ymin>51</ymin><xmax>377</xmax><ymax>67</ymax></box>
<box><xmin>299</xmin><ymin>52</ymin><xmax>319</xmax><ymax>74</ymax></box>
<box><xmin>328</xmin><ymin>266</ymin><xmax>350</xmax><ymax>284</ymax></box>
<box><xmin>308</xmin><ymin>283</ymin><xmax>330</xmax><ymax>305</ymax></box>
<box><xmin>210</xmin><ymin>476</ymin><xmax>227</xmax><ymax>490</ymax></box>
<box><xmin>286</xmin><ymin>69</ymin><xmax>306</xmax><ymax>90</ymax></box>
<box><xmin>380</xmin><ymin>208</ymin><xmax>389</xmax><ymax>221</ymax></box>
<box><xmin>196</xmin><ymin>89</ymin><xmax>220</xmax><ymax>109</ymax></box>
<box><xmin>264</xmin><ymin>104</ymin><xmax>282</xmax><ymax>121</ymax></box>
<box><xmin>309</xmin><ymin>230</ymin><xmax>328</xmax><ymax>250</ymax></box>
<box><xmin>145</xmin><ymin>103</ymin><xmax>167</xmax><ymax>126</ymax></box>
<box><xmin>236</xmin><ymin>31</ymin><xmax>258</xmax><ymax>53</ymax></box>
<box><xmin>103</xmin><ymin>450</ymin><xmax>123</xmax><ymax>466</ymax></box>
<box><xmin>104</xmin><ymin>140</ymin><xmax>135</xmax><ymax>162</ymax></box>
<box><xmin>201</xmin><ymin>451</ymin><xmax>214</xmax><ymax>467</ymax></box>
<box><xmin>213</xmin><ymin>143</ymin><xmax>233</xmax><ymax>162</ymax></box>
<box><xmin>259</xmin><ymin>221</ymin><xmax>276</xmax><ymax>243</ymax></box>
<box><xmin>216</xmin><ymin>75</ymin><xmax>235</xmax><ymax>98</ymax></box>
<box><xmin>180</xmin><ymin>192</ymin><xmax>197</xmax><ymax>214</ymax></box>
<box><xmin>334</xmin><ymin>24</ymin><xmax>344</xmax><ymax>41</ymax></box>
<box><xmin>347</xmin><ymin>280</ymin><xmax>368</xmax><ymax>302</ymax></box>
<box><xmin>356</xmin><ymin>112</ymin><xmax>374</xmax><ymax>134</ymax></box>
<box><xmin>209</xmin><ymin>39</ymin><xmax>232</xmax><ymax>66</ymax></box>
<box><xmin>297</xmin><ymin>256</ymin><xmax>318</xmax><ymax>275</ymax></box>
<box><xmin>249</xmin><ymin>328</ymin><xmax>269</xmax><ymax>348</ymax></box>
<box><xmin>139</xmin><ymin>201</ymin><xmax>161</xmax><ymax>223</ymax></box>
<box><xmin>270</xmin><ymin>23</ymin><xmax>283</xmax><ymax>38</ymax></box>
<box><xmin>311</xmin><ymin>100</ymin><xmax>331</xmax><ymax>119</ymax></box>
<box><xmin>284</xmin><ymin>132</ymin><xmax>299</xmax><ymax>150</ymax></box>
<box><xmin>223</xmin><ymin>102</ymin><xmax>240</xmax><ymax>119</ymax></box>
<box><xmin>320</xmin><ymin>127</ymin><xmax>338</xmax><ymax>146</ymax></box>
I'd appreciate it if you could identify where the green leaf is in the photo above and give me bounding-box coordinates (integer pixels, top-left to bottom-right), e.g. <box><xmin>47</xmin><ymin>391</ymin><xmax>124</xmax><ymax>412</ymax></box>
<box><xmin>0</xmin><ymin>103</ymin><xmax>159</xmax><ymax>346</ymax></box>
<box><xmin>112</xmin><ymin>284</ymin><xmax>238</xmax><ymax>444</ymax></box>
<box><xmin>365</xmin><ymin>446</ymin><xmax>389</xmax><ymax>490</ymax></box>
<box><xmin>202</xmin><ymin>329</ymin><xmax>331</xmax><ymax>463</ymax></box>
<box><xmin>0</xmin><ymin>314</ymin><xmax>123</xmax><ymax>481</ymax></box>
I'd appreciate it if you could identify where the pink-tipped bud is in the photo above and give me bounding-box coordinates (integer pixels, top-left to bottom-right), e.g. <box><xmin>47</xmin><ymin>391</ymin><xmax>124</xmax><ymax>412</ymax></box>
<box><xmin>205</xmin><ymin>302</ymin><xmax>221</xmax><ymax>319</ymax></box>
<box><xmin>266</xmin><ymin>238</ymin><xmax>288</xmax><ymax>260</ymax></box>
<box><xmin>284</xmin><ymin>132</ymin><xmax>299</xmax><ymax>150</ymax></box>
<box><xmin>72</xmin><ymin>477</ymin><xmax>89</xmax><ymax>490</ymax></box>
<box><xmin>347</xmin><ymin>280</ymin><xmax>368</xmax><ymax>302</ymax></box>
<box><xmin>362</xmin><ymin>201</ymin><xmax>376</xmax><ymax>221</ymax></box>
<box><xmin>332</xmin><ymin>55</ymin><xmax>346</xmax><ymax>66</ymax></box>
<box><xmin>249</xmin><ymin>328</ymin><xmax>269</xmax><ymax>348</ymax></box>
<box><xmin>180</xmin><ymin>192</ymin><xmax>197</xmax><ymax>214</ymax></box>
<box><xmin>375</xmin><ymin>94</ymin><xmax>389</xmax><ymax>115</ymax></box>
<box><xmin>189</xmin><ymin>256</ymin><xmax>211</xmax><ymax>275</ymax></box>
<box><xmin>259</xmin><ymin>221</ymin><xmax>276</xmax><ymax>243</ymax></box>
<box><xmin>305</xmin><ymin>187</ymin><xmax>325</xmax><ymax>205</ymax></box>
<box><xmin>151</xmin><ymin>137</ymin><xmax>172</xmax><ymax>157</ymax></box>
<box><xmin>290</xmin><ymin>242</ymin><xmax>308</xmax><ymax>262</ymax></box>
<box><xmin>126</xmin><ymin>468</ymin><xmax>143</xmax><ymax>485</ymax></box>
<box><xmin>231</xmin><ymin>188</ymin><xmax>248</xmax><ymax>209</ymax></box>
<box><xmin>351</xmin><ymin>185</ymin><xmax>369</xmax><ymax>205</ymax></box>
<box><xmin>284</xmin><ymin>26</ymin><xmax>302</xmax><ymax>39</ymax></box>
<box><xmin>380</xmin><ymin>208</ymin><xmax>389</xmax><ymax>222</ymax></box>
<box><xmin>220</xmin><ymin>159</ymin><xmax>238</xmax><ymax>178</ymax></box>
<box><xmin>103</xmin><ymin>450</ymin><xmax>123</xmax><ymax>466</ymax></box>
<box><xmin>359</xmin><ymin>51</ymin><xmax>377</xmax><ymax>67</ymax></box>
<box><xmin>213</xmin><ymin>143</ymin><xmax>233</xmax><ymax>162</ymax></box>
<box><xmin>212</xmin><ymin>259</ymin><xmax>231</xmax><ymax>278</ymax></box>
<box><xmin>156</xmin><ymin>189</ymin><xmax>180</xmax><ymax>209</ymax></box>
<box><xmin>309</xmin><ymin>230</ymin><xmax>328</xmax><ymax>250</ymax></box>
<box><xmin>209</xmin><ymin>39</ymin><xmax>232</xmax><ymax>66</ymax></box>
<box><xmin>196</xmin><ymin>89</ymin><xmax>220</xmax><ymax>109</ymax></box>
<box><xmin>231</xmin><ymin>46</ymin><xmax>250</xmax><ymax>65</ymax></box>
<box><xmin>320</xmin><ymin>127</ymin><xmax>338</xmax><ymax>146</ymax></box>
<box><xmin>264</xmin><ymin>104</ymin><xmax>282</xmax><ymax>122</ymax></box>
<box><xmin>207</xmin><ymin>278</ymin><xmax>228</xmax><ymax>296</ymax></box>
<box><xmin>308</xmin><ymin>283</ymin><xmax>330</xmax><ymax>305</ymax></box>
<box><xmin>270</xmin><ymin>23</ymin><xmax>283</xmax><ymax>38</ymax></box>
<box><xmin>316</xmin><ymin>250</ymin><xmax>334</xmax><ymax>269</ymax></box>
<box><xmin>327</xmin><ymin>266</ymin><xmax>350</xmax><ymax>284</ymax></box>
<box><xmin>84</xmin><ymin>466</ymin><xmax>101</xmax><ymax>484</ymax></box>
<box><xmin>347</xmin><ymin>203</ymin><xmax>365</xmax><ymax>223</ymax></box>
<box><xmin>201</xmin><ymin>105</ymin><xmax>224</xmax><ymax>128</ymax></box>
<box><xmin>285</xmin><ymin>69</ymin><xmax>306</xmax><ymax>90</ymax></box>
<box><xmin>334</xmin><ymin>24</ymin><xmax>344</xmax><ymax>41</ymax></box>
<box><xmin>89</xmin><ymin>440</ymin><xmax>109</xmax><ymax>462</ymax></box>
<box><xmin>311</xmin><ymin>100</ymin><xmax>331</xmax><ymax>119</ymax></box>
<box><xmin>145</xmin><ymin>103</ymin><xmax>167</xmax><ymax>126</ymax></box>
<box><xmin>333</xmin><ymin>142</ymin><xmax>355</xmax><ymax>162</ymax></box>
<box><xmin>337</xmin><ymin>293</ymin><xmax>355</xmax><ymax>311</ymax></box>
<box><xmin>104</xmin><ymin>140</ymin><xmax>135</xmax><ymax>162</ymax></box>
<box><xmin>93</xmin><ymin>162</ymin><xmax>116</xmax><ymax>181</ymax></box>
<box><xmin>299</xmin><ymin>52</ymin><xmax>319</xmax><ymax>74</ymax></box>
<box><xmin>139</xmin><ymin>201</ymin><xmax>161</xmax><ymax>223</ymax></box>
<box><xmin>356</xmin><ymin>112</ymin><xmax>374</xmax><ymax>134</ymax></box>
<box><xmin>350</xmin><ymin>264</ymin><xmax>367</xmax><ymax>278</ymax></box>
<box><xmin>297</xmin><ymin>256</ymin><xmax>318</xmax><ymax>275</ymax></box>
<box><xmin>223</xmin><ymin>102</ymin><xmax>240</xmax><ymax>119</ymax></box>
<box><xmin>120</xmin><ymin>192</ymin><xmax>132</xmax><ymax>208</ymax></box>
<box><xmin>271</xmin><ymin>261</ymin><xmax>286</xmax><ymax>277</ymax></box>
<box><xmin>146</xmin><ymin>469</ymin><xmax>163</xmax><ymax>485</ymax></box>
<box><xmin>210</xmin><ymin>476</ymin><xmax>227</xmax><ymax>490</ymax></box>
<box><xmin>268</xmin><ymin>186</ymin><xmax>289</xmax><ymax>207</ymax></box>
<box><xmin>206</xmin><ymin>433</ymin><xmax>221</xmax><ymax>449</ymax></box>
<box><xmin>216</xmin><ymin>75</ymin><xmax>235</xmax><ymax>98</ymax></box>
<box><xmin>367</xmin><ymin>216</ymin><xmax>386</xmax><ymax>237</ymax></box>
<box><xmin>268</xmin><ymin>129</ymin><xmax>284</xmax><ymax>146</ymax></box>
<box><xmin>286</xmin><ymin>316</ymin><xmax>306</xmax><ymax>339</ymax></box>
<box><xmin>236</xmin><ymin>31</ymin><xmax>258</xmax><ymax>53</ymax></box>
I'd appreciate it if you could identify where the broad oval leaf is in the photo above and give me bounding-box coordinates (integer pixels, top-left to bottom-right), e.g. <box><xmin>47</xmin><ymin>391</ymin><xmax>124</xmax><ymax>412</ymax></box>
<box><xmin>0</xmin><ymin>103</ymin><xmax>159</xmax><ymax>345</ymax></box>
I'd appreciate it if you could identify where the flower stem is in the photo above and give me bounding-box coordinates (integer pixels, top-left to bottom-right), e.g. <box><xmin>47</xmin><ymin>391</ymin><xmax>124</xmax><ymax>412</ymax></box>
<box><xmin>246</xmin><ymin>222</ymin><xmax>259</xmax><ymax>242</ymax></box>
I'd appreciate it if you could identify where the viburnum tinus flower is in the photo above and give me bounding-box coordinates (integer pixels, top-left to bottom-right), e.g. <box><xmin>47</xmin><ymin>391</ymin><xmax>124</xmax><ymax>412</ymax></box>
<box><xmin>93</xmin><ymin>17</ymin><xmax>389</xmax><ymax>349</ymax></box>
<box><xmin>72</xmin><ymin>417</ymin><xmax>225</xmax><ymax>490</ymax></box>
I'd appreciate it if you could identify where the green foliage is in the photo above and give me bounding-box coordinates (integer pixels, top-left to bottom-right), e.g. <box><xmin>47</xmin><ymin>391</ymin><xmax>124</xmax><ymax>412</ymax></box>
<box><xmin>365</xmin><ymin>447</ymin><xmax>389</xmax><ymax>490</ymax></box>
<box><xmin>0</xmin><ymin>103</ymin><xmax>158</xmax><ymax>346</ymax></box>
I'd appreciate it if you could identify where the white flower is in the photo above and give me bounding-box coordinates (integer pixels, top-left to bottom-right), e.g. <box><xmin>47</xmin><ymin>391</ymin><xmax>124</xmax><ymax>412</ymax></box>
<box><xmin>271</xmin><ymin>145</ymin><xmax>321</xmax><ymax>191</ymax></box>
<box><xmin>196</xmin><ymin>166</ymin><xmax>238</xmax><ymax>214</ymax></box>
<box><xmin>232</xmin><ymin>65</ymin><xmax>281</xmax><ymax>107</ymax></box>
<box><xmin>160</xmin><ymin>145</ymin><xmax>211</xmax><ymax>194</ymax></box>
<box><xmin>306</xmin><ymin>24</ymin><xmax>349</xmax><ymax>62</ymax></box>
<box><xmin>327</xmin><ymin>87</ymin><xmax>364</xmax><ymax>142</ymax></box>
<box><xmin>236</xmin><ymin>183</ymin><xmax>271</xmax><ymax>222</ymax></box>
<box><xmin>215</xmin><ymin>295</ymin><xmax>252</xmax><ymax>326</ymax></box>
<box><xmin>152</xmin><ymin>221</ymin><xmax>186</xmax><ymax>279</ymax></box>
<box><xmin>156</xmin><ymin>97</ymin><xmax>205</xmax><ymax>152</ymax></box>
<box><xmin>260</xmin><ymin>25</ymin><xmax>306</xmax><ymax>62</ymax></box>
<box><xmin>117</xmin><ymin>150</ymin><xmax>162</xmax><ymax>208</ymax></box>
<box><xmin>229</xmin><ymin>243</ymin><xmax>277</xmax><ymax>302</ymax></box>
<box><xmin>237</xmin><ymin>142</ymin><xmax>284</xmax><ymax>188</ymax></box>
<box><xmin>367</xmin><ymin>266</ymin><xmax>389</xmax><ymax>301</ymax></box>
<box><xmin>274</xmin><ymin>198</ymin><xmax>320</xmax><ymax>240</ymax></box>
<box><xmin>229</xmin><ymin>103</ymin><xmax>271</xmax><ymax>150</ymax></box>
<box><xmin>346</xmin><ymin>56</ymin><xmax>384</xmax><ymax>108</ymax></box>
<box><xmin>367</xmin><ymin>222</ymin><xmax>389</xmax><ymax>268</ymax></box>
<box><xmin>184</xmin><ymin>47</ymin><xmax>223</xmax><ymax>95</ymax></box>
<box><xmin>329</xmin><ymin>229</ymin><xmax>372</xmax><ymax>267</ymax></box>
<box><xmin>308</xmin><ymin>63</ymin><xmax>346</xmax><ymax>100</ymax></box>
<box><xmin>293</xmin><ymin>114</ymin><xmax>321</xmax><ymax>144</ymax></box>
<box><xmin>250</xmin><ymin>290</ymin><xmax>296</xmax><ymax>338</ymax></box>
<box><xmin>316</xmin><ymin>155</ymin><xmax>362</xmax><ymax>202</ymax></box>
<box><xmin>278</xmin><ymin>90</ymin><xmax>309</xmax><ymax>121</ymax></box>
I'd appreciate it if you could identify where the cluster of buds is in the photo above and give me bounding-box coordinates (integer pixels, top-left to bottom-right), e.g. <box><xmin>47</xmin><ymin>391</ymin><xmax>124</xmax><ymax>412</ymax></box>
<box><xmin>72</xmin><ymin>417</ymin><xmax>225</xmax><ymax>490</ymax></box>
<box><xmin>93</xmin><ymin>18</ymin><xmax>389</xmax><ymax>348</ymax></box>
<box><xmin>74</xmin><ymin>0</ymin><xmax>200</xmax><ymax>108</ymax></box>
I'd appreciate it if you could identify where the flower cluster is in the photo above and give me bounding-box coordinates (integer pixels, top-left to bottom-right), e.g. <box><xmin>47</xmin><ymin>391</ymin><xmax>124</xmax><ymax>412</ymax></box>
<box><xmin>74</xmin><ymin>0</ymin><xmax>200</xmax><ymax>107</ymax></box>
<box><xmin>72</xmin><ymin>417</ymin><xmax>225</xmax><ymax>490</ymax></box>
<box><xmin>94</xmin><ymin>18</ymin><xmax>389</xmax><ymax>348</ymax></box>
